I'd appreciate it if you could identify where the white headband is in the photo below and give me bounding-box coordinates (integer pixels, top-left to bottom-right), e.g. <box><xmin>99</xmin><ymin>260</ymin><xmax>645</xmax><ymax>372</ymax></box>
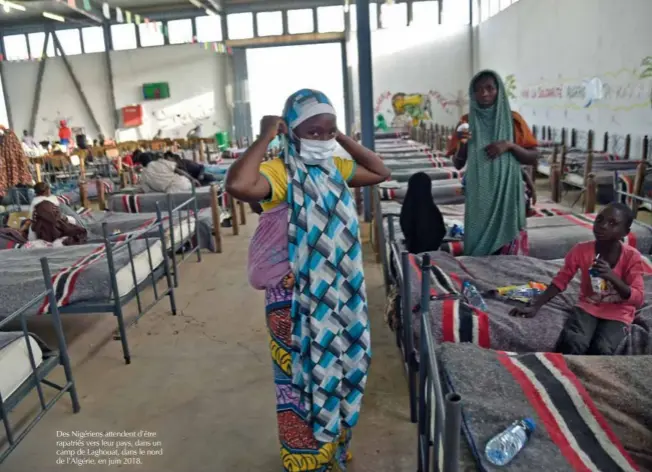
<box><xmin>289</xmin><ymin>102</ymin><xmax>336</xmax><ymax>130</ymax></box>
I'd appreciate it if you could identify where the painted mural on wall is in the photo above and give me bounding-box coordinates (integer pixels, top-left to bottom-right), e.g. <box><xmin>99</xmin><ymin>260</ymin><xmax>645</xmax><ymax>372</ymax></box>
<box><xmin>505</xmin><ymin>56</ymin><xmax>652</xmax><ymax>131</ymax></box>
<box><xmin>373</xmin><ymin>90</ymin><xmax>463</xmax><ymax>128</ymax></box>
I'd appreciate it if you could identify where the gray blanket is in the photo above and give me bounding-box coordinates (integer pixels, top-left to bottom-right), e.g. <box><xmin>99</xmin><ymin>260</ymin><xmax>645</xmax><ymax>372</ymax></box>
<box><xmin>407</xmin><ymin>252</ymin><xmax>652</xmax><ymax>355</ymax></box>
<box><xmin>0</xmin><ymin>241</ymin><xmax>159</xmax><ymax>318</ymax></box>
<box><xmin>383</xmin><ymin>158</ymin><xmax>454</xmax><ymax>170</ymax></box>
<box><xmin>107</xmin><ymin>187</ymin><xmax>221</xmax><ymax>213</ymax></box>
<box><xmin>379</xmin><ymin>181</ymin><xmax>464</xmax><ymax>204</ymax></box>
<box><xmin>438</xmin><ymin>343</ymin><xmax>652</xmax><ymax>471</ymax></box>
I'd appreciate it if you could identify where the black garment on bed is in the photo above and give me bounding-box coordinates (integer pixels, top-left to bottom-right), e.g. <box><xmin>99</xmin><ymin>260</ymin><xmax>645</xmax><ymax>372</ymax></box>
<box><xmin>400</xmin><ymin>172</ymin><xmax>447</xmax><ymax>254</ymax></box>
<box><xmin>178</xmin><ymin>158</ymin><xmax>205</xmax><ymax>180</ymax></box>
<box><xmin>555</xmin><ymin>307</ymin><xmax>628</xmax><ymax>355</ymax></box>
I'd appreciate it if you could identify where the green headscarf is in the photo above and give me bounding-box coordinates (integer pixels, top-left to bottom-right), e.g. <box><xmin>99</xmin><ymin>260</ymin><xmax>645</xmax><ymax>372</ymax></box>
<box><xmin>463</xmin><ymin>70</ymin><xmax>525</xmax><ymax>256</ymax></box>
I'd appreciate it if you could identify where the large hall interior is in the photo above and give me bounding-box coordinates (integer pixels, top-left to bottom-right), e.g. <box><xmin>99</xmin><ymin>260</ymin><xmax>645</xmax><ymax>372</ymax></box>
<box><xmin>0</xmin><ymin>0</ymin><xmax>651</xmax><ymax>471</ymax></box>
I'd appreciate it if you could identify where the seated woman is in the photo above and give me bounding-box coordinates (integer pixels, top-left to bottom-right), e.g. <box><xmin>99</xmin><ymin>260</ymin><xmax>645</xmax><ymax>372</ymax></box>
<box><xmin>27</xmin><ymin>182</ymin><xmax>87</xmax><ymax>246</ymax></box>
<box><xmin>400</xmin><ymin>172</ymin><xmax>447</xmax><ymax>254</ymax></box>
<box><xmin>138</xmin><ymin>152</ymin><xmax>195</xmax><ymax>193</ymax></box>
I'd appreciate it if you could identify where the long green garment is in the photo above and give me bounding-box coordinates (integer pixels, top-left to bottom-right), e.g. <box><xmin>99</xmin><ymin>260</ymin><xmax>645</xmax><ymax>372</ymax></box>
<box><xmin>463</xmin><ymin>70</ymin><xmax>525</xmax><ymax>256</ymax></box>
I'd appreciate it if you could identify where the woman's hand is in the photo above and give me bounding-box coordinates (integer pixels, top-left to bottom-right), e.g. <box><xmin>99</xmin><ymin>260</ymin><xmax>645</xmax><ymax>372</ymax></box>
<box><xmin>509</xmin><ymin>304</ymin><xmax>539</xmax><ymax>318</ymax></box>
<box><xmin>485</xmin><ymin>141</ymin><xmax>512</xmax><ymax>159</ymax></box>
<box><xmin>260</xmin><ymin>116</ymin><xmax>288</xmax><ymax>141</ymax></box>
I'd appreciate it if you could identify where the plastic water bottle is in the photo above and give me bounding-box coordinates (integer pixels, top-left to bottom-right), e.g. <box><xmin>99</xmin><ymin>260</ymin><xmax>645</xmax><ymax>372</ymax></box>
<box><xmin>462</xmin><ymin>281</ymin><xmax>488</xmax><ymax>311</ymax></box>
<box><xmin>485</xmin><ymin>418</ymin><xmax>536</xmax><ymax>466</ymax></box>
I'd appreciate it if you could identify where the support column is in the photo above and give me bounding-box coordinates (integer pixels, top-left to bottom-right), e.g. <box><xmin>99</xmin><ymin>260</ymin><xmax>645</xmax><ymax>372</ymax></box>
<box><xmin>103</xmin><ymin>23</ymin><xmax>118</xmax><ymax>134</ymax></box>
<box><xmin>29</xmin><ymin>31</ymin><xmax>51</xmax><ymax>136</ymax></box>
<box><xmin>0</xmin><ymin>37</ymin><xmax>14</xmax><ymax>129</ymax></box>
<box><xmin>356</xmin><ymin>0</ymin><xmax>374</xmax><ymax>222</ymax></box>
<box><xmin>52</xmin><ymin>33</ymin><xmax>103</xmax><ymax>136</ymax></box>
<box><xmin>231</xmin><ymin>48</ymin><xmax>252</xmax><ymax>144</ymax></box>
<box><xmin>341</xmin><ymin>41</ymin><xmax>352</xmax><ymax>136</ymax></box>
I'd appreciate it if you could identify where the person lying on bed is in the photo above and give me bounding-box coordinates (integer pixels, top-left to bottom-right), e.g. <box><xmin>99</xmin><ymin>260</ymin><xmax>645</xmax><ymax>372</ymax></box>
<box><xmin>400</xmin><ymin>172</ymin><xmax>446</xmax><ymax>254</ymax></box>
<box><xmin>28</xmin><ymin>183</ymin><xmax>87</xmax><ymax>246</ymax></box>
<box><xmin>164</xmin><ymin>151</ymin><xmax>217</xmax><ymax>187</ymax></box>
<box><xmin>510</xmin><ymin>203</ymin><xmax>645</xmax><ymax>355</ymax></box>
<box><xmin>137</xmin><ymin>152</ymin><xmax>195</xmax><ymax>193</ymax></box>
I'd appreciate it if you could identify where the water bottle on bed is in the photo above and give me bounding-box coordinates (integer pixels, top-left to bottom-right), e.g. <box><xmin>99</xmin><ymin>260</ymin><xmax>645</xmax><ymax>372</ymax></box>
<box><xmin>485</xmin><ymin>418</ymin><xmax>535</xmax><ymax>466</ymax></box>
<box><xmin>462</xmin><ymin>281</ymin><xmax>488</xmax><ymax>311</ymax></box>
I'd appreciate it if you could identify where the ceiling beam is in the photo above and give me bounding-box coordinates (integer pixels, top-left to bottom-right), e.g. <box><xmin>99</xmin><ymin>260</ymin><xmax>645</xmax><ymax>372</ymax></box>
<box><xmin>51</xmin><ymin>0</ymin><xmax>103</xmax><ymax>24</ymax></box>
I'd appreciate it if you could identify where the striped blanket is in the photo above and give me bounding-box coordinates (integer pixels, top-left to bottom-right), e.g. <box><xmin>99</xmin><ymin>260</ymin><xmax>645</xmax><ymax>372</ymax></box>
<box><xmin>439</xmin><ymin>343</ymin><xmax>652</xmax><ymax>471</ymax></box>
<box><xmin>379</xmin><ymin>181</ymin><xmax>464</xmax><ymax>204</ymax></box>
<box><xmin>55</xmin><ymin>179</ymin><xmax>114</xmax><ymax>207</ymax></box>
<box><xmin>107</xmin><ymin>187</ymin><xmax>223</xmax><ymax>213</ymax></box>
<box><xmin>389</xmin><ymin>168</ymin><xmax>464</xmax><ymax>183</ymax></box>
<box><xmin>382</xmin><ymin>157</ymin><xmax>454</xmax><ymax>170</ymax></box>
<box><xmin>0</xmin><ymin>241</ymin><xmax>160</xmax><ymax>318</ymax></box>
<box><xmin>407</xmin><ymin>252</ymin><xmax>652</xmax><ymax>355</ymax></box>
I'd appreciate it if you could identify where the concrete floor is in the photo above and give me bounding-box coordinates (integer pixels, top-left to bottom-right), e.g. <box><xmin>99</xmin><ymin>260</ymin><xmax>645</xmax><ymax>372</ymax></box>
<box><xmin>1</xmin><ymin>215</ymin><xmax>417</xmax><ymax>472</ymax></box>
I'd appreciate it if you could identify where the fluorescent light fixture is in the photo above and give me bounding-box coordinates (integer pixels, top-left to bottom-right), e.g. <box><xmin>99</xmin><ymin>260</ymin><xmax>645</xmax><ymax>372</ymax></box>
<box><xmin>43</xmin><ymin>11</ymin><xmax>66</xmax><ymax>22</ymax></box>
<box><xmin>188</xmin><ymin>0</ymin><xmax>203</xmax><ymax>8</ymax></box>
<box><xmin>205</xmin><ymin>8</ymin><xmax>216</xmax><ymax>15</ymax></box>
<box><xmin>0</xmin><ymin>1</ymin><xmax>26</xmax><ymax>11</ymax></box>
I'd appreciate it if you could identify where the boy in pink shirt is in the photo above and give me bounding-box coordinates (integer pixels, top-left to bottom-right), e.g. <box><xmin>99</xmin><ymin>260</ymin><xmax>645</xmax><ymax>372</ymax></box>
<box><xmin>511</xmin><ymin>203</ymin><xmax>645</xmax><ymax>355</ymax></box>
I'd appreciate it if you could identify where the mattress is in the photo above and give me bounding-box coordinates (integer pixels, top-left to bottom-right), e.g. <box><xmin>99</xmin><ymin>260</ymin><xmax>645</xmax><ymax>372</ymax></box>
<box><xmin>0</xmin><ymin>240</ymin><xmax>166</xmax><ymax>318</ymax></box>
<box><xmin>379</xmin><ymin>181</ymin><xmax>464</xmax><ymax>204</ymax></box>
<box><xmin>107</xmin><ymin>187</ymin><xmax>221</xmax><ymax>214</ymax></box>
<box><xmin>383</xmin><ymin>158</ymin><xmax>453</xmax><ymax>170</ymax></box>
<box><xmin>389</xmin><ymin>168</ymin><xmax>464</xmax><ymax>183</ymax></box>
<box><xmin>0</xmin><ymin>333</ymin><xmax>43</xmax><ymax>401</ymax></box>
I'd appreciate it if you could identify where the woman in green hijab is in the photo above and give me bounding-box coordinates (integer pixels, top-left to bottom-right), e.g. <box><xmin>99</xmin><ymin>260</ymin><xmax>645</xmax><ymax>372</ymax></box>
<box><xmin>448</xmin><ymin>70</ymin><xmax>539</xmax><ymax>256</ymax></box>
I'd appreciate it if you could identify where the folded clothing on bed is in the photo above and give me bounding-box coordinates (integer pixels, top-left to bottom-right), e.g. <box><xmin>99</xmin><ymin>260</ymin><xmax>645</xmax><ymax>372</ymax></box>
<box><xmin>407</xmin><ymin>252</ymin><xmax>652</xmax><ymax>354</ymax></box>
<box><xmin>438</xmin><ymin>343</ymin><xmax>652</xmax><ymax>471</ymax></box>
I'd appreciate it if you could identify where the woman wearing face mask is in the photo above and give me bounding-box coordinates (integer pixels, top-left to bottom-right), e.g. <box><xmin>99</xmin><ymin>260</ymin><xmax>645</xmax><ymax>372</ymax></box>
<box><xmin>226</xmin><ymin>89</ymin><xmax>390</xmax><ymax>471</ymax></box>
<box><xmin>447</xmin><ymin>70</ymin><xmax>539</xmax><ymax>256</ymax></box>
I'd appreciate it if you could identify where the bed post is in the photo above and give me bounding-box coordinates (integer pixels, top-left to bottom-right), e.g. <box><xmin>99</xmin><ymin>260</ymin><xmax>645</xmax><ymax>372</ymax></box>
<box><xmin>79</xmin><ymin>181</ymin><xmax>90</xmax><ymax>209</ymax></box>
<box><xmin>39</xmin><ymin>257</ymin><xmax>81</xmax><ymax>413</ymax></box>
<box><xmin>532</xmin><ymin>125</ymin><xmax>538</xmax><ymax>139</ymax></box>
<box><xmin>560</xmin><ymin>143</ymin><xmax>568</xmax><ymax>183</ymax></box>
<box><xmin>35</xmin><ymin>163</ymin><xmax>42</xmax><ymax>183</ymax></box>
<box><xmin>550</xmin><ymin>144</ymin><xmax>561</xmax><ymax>203</ymax></box>
<box><xmin>443</xmin><ymin>393</ymin><xmax>462</xmax><ymax>472</ymax></box>
<box><xmin>96</xmin><ymin>179</ymin><xmax>106</xmax><ymax>211</ymax></box>
<box><xmin>583</xmin><ymin>130</ymin><xmax>595</xmax><ymax>196</ymax></box>
<box><xmin>209</xmin><ymin>184</ymin><xmax>222</xmax><ymax>253</ymax></box>
<box><xmin>376</xmin><ymin>193</ymin><xmax>390</xmax><ymax>293</ymax></box>
<box><xmin>625</xmin><ymin>134</ymin><xmax>631</xmax><ymax>159</ymax></box>
<box><xmin>228</xmin><ymin>193</ymin><xmax>239</xmax><ymax>236</ymax></box>
<box><xmin>400</xmin><ymin>251</ymin><xmax>417</xmax><ymax>423</ymax></box>
<box><xmin>191</xmin><ymin>184</ymin><xmax>202</xmax><ymax>263</ymax></box>
<box><xmin>166</xmin><ymin>193</ymin><xmax>180</xmax><ymax>288</ymax></box>
<box><xmin>585</xmin><ymin>173</ymin><xmax>597</xmax><ymax>214</ymax></box>
<box><xmin>155</xmin><ymin>204</ymin><xmax>178</xmax><ymax>318</ymax></box>
<box><xmin>372</xmin><ymin>187</ymin><xmax>381</xmax><ymax>263</ymax></box>
<box><xmin>238</xmin><ymin>200</ymin><xmax>247</xmax><ymax>226</ymax></box>
<box><xmin>603</xmin><ymin>132</ymin><xmax>609</xmax><ymax>153</ymax></box>
<box><xmin>571</xmin><ymin>128</ymin><xmax>577</xmax><ymax>148</ymax></box>
<box><xmin>101</xmin><ymin>222</ymin><xmax>132</xmax><ymax>364</ymax></box>
<box><xmin>417</xmin><ymin>253</ymin><xmax>432</xmax><ymax>471</ymax></box>
<box><xmin>632</xmin><ymin>141</ymin><xmax>648</xmax><ymax>215</ymax></box>
<box><xmin>561</xmin><ymin>128</ymin><xmax>567</xmax><ymax>147</ymax></box>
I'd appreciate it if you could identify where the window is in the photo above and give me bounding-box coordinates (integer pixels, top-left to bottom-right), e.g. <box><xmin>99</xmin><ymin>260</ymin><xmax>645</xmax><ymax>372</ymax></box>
<box><xmin>196</xmin><ymin>15</ymin><xmax>223</xmax><ymax>42</ymax></box>
<box><xmin>489</xmin><ymin>0</ymin><xmax>500</xmax><ymax>16</ymax></box>
<box><xmin>480</xmin><ymin>0</ymin><xmax>490</xmax><ymax>21</ymax></box>
<box><xmin>500</xmin><ymin>0</ymin><xmax>512</xmax><ymax>8</ymax></box>
<box><xmin>28</xmin><ymin>32</ymin><xmax>56</xmax><ymax>59</ymax></box>
<box><xmin>167</xmin><ymin>19</ymin><xmax>193</xmax><ymax>44</ymax></box>
<box><xmin>443</xmin><ymin>0</ymin><xmax>470</xmax><ymax>24</ymax></box>
<box><xmin>381</xmin><ymin>2</ymin><xmax>408</xmax><ymax>29</ymax></box>
<box><xmin>81</xmin><ymin>26</ymin><xmax>105</xmax><ymax>53</ymax></box>
<box><xmin>317</xmin><ymin>6</ymin><xmax>344</xmax><ymax>33</ymax></box>
<box><xmin>111</xmin><ymin>24</ymin><xmax>137</xmax><ymax>51</ymax></box>
<box><xmin>55</xmin><ymin>29</ymin><xmax>82</xmax><ymax>56</ymax></box>
<box><xmin>139</xmin><ymin>22</ymin><xmax>164</xmax><ymax>47</ymax></box>
<box><xmin>256</xmin><ymin>11</ymin><xmax>283</xmax><ymax>36</ymax></box>
<box><xmin>349</xmin><ymin>3</ymin><xmax>378</xmax><ymax>32</ymax></box>
<box><xmin>411</xmin><ymin>1</ymin><xmax>439</xmax><ymax>26</ymax></box>
<box><xmin>287</xmin><ymin>9</ymin><xmax>314</xmax><ymax>34</ymax></box>
<box><xmin>227</xmin><ymin>12</ymin><xmax>254</xmax><ymax>40</ymax></box>
<box><xmin>3</xmin><ymin>34</ymin><xmax>29</xmax><ymax>61</ymax></box>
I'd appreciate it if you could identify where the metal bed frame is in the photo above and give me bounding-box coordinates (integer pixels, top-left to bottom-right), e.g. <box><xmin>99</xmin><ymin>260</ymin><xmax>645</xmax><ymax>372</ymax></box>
<box><xmin>0</xmin><ymin>258</ymin><xmax>80</xmax><ymax>464</ymax></box>
<box><xmin>47</xmin><ymin>214</ymin><xmax>177</xmax><ymax>365</ymax></box>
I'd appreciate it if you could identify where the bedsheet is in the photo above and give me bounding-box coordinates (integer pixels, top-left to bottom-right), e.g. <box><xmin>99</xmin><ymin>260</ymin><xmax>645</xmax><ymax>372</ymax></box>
<box><xmin>618</xmin><ymin>171</ymin><xmax>652</xmax><ymax>211</ymax></box>
<box><xmin>0</xmin><ymin>240</ymin><xmax>161</xmax><ymax>318</ymax></box>
<box><xmin>439</xmin><ymin>343</ymin><xmax>652</xmax><ymax>471</ymax></box>
<box><xmin>55</xmin><ymin>179</ymin><xmax>115</xmax><ymax>207</ymax></box>
<box><xmin>406</xmin><ymin>252</ymin><xmax>652</xmax><ymax>355</ymax></box>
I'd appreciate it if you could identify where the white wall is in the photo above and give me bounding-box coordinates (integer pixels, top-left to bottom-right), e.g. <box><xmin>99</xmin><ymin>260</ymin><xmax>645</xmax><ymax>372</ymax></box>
<box><xmin>3</xmin><ymin>43</ymin><xmax>232</xmax><ymax>141</ymax></box>
<box><xmin>348</xmin><ymin>24</ymin><xmax>472</xmax><ymax>131</ymax></box>
<box><xmin>477</xmin><ymin>0</ymin><xmax>652</xmax><ymax>155</ymax></box>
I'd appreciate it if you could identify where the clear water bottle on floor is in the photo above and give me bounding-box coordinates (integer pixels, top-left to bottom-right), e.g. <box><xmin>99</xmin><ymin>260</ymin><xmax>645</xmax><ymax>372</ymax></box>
<box><xmin>462</xmin><ymin>281</ymin><xmax>488</xmax><ymax>311</ymax></box>
<box><xmin>485</xmin><ymin>418</ymin><xmax>535</xmax><ymax>466</ymax></box>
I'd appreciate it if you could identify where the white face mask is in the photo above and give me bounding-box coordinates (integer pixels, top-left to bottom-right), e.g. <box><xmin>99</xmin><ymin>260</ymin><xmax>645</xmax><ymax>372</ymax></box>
<box><xmin>298</xmin><ymin>138</ymin><xmax>337</xmax><ymax>164</ymax></box>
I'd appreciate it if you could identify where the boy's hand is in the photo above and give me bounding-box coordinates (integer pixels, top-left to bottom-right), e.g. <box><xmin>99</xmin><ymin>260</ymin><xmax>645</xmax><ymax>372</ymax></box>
<box><xmin>591</xmin><ymin>259</ymin><xmax>615</xmax><ymax>281</ymax></box>
<box><xmin>509</xmin><ymin>304</ymin><xmax>539</xmax><ymax>318</ymax></box>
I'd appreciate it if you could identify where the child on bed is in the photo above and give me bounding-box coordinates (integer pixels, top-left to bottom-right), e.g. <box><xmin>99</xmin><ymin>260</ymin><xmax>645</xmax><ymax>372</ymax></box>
<box><xmin>510</xmin><ymin>203</ymin><xmax>645</xmax><ymax>355</ymax></box>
